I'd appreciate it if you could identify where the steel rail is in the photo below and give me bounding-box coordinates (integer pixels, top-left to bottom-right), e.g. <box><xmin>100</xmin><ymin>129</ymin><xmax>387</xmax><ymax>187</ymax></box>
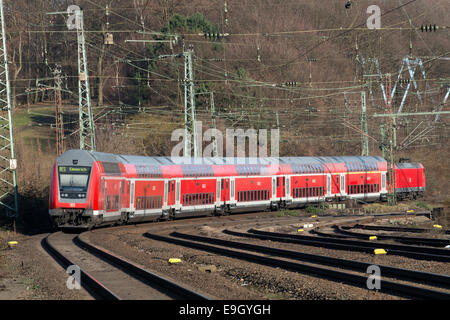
<box><xmin>353</xmin><ymin>223</ymin><xmax>450</xmax><ymax>235</ymax></box>
<box><xmin>41</xmin><ymin>234</ymin><xmax>121</xmax><ymax>300</ymax></box>
<box><xmin>336</xmin><ymin>225</ymin><xmax>450</xmax><ymax>247</ymax></box>
<box><xmin>181</xmin><ymin>230</ymin><xmax>450</xmax><ymax>289</ymax></box>
<box><xmin>144</xmin><ymin>232</ymin><xmax>450</xmax><ymax>299</ymax></box>
<box><xmin>74</xmin><ymin>235</ymin><xmax>209</xmax><ymax>300</ymax></box>
<box><xmin>246</xmin><ymin>229</ymin><xmax>450</xmax><ymax>262</ymax></box>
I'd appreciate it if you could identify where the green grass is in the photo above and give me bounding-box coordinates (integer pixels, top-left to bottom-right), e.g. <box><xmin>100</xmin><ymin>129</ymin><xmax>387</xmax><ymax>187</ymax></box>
<box><xmin>12</xmin><ymin>111</ymin><xmax>33</xmax><ymax>128</ymax></box>
<box><xmin>416</xmin><ymin>201</ymin><xmax>431</xmax><ymax>210</ymax></box>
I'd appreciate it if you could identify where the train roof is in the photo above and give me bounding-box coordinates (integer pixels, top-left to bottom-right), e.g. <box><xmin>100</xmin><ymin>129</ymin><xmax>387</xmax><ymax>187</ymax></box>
<box><xmin>60</xmin><ymin>150</ymin><xmax>386</xmax><ymax>166</ymax></box>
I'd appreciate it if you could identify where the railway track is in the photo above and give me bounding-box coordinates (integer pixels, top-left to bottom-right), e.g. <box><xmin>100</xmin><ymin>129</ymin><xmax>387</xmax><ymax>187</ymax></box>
<box><xmin>244</xmin><ymin>229</ymin><xmax>450</xmax><ymax>262</ymax></box>
<box><xmin>42</xmin><ymin>232</ymin><xmax>208</xmax><ymax>300</ymax></box>
<box><xmin>333</xmin><ymin>225</ymin><xmax>450</xmax><ymax>247</ymax></box>
<box><xmin>144</xmin><ymin>231</ymin><xmax>450</xmax><ymax>299</ymax></box>
<box><xmin>350</xmin><ymin>223</ymin><xmax>450</xmax><ymax>235</ymax></box>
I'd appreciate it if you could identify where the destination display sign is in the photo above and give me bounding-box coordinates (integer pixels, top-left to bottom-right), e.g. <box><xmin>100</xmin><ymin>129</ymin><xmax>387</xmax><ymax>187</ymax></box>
<box><xmin>58</xmin><ymin>166</ymin><xmax>90</xmax><ymax>174</ymax></box>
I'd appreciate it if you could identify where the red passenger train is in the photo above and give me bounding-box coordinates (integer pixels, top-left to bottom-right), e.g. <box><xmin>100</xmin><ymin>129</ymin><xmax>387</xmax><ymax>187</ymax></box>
<box><xmin>49</xmin><ymin>150</ymin><xmax>426</xmax><ymax>228</ymax></box>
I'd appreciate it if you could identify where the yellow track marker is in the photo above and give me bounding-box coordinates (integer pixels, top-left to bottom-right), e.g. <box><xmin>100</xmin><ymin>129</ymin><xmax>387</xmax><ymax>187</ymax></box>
<box><xmin>168</xmin><ymin>258</ymin><xmax>182</xmax><ymax>264</ymax></box>
<box><xmin>433</xmin><ymin>224</ymin><xmax>442</xmax><ymax>229</ymax></box>
<box><xmin>297</xmin><ymin>229</ymin><xmax>304</xmax><ymax>232</ymax></box>
<box><xmin>311</xmin><ymin>215</ymin><xmax>317</xmax><ymax>218</ymax></box>
<box><xmin>374</xmin><ymin>249</ymin><xmax>387</xmax><ymax>255</ymax></box>
<box><xmin>406</xmin><ymin>210</ymin><xmax>415</xmax><ymax>213</ymax></box>
<box><xmin>369</xmin><ymin>236</ymin><xmax>377</xmax><ymax>240</ymax></box>
<box><xmin>7</xmin><ymin>241</ymin><xmax>18</xmax><ymax>247</ymax></box>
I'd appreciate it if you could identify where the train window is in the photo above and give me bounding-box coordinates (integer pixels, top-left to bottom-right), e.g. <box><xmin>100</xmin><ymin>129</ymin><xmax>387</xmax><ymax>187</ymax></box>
<box><xmin>250</xmin><ymin>191</ymin><xmax>253</xmax><ymax>201</ymax></box>
<box><xmin>221</xmin><ymin>179</ymin><xmax>224</xmax><ymax>189</ymax></box>
<box><xmin>277</xmin><ymin>177</ymin><xmax>279</xmax><ymax>187</ymax></box>
<box><xmin>257</xmin><ymin>190</ymin><xmax>260</xmax><ymax>200</ymax></box>
<box><xmin>203</xmin><ymin>193</ymin><xmax>206</xmax><ymax>204</ymax></box>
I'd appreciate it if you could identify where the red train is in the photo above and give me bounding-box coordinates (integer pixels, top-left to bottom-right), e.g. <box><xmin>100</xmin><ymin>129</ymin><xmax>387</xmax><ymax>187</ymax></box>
<box><xmin>49</xmin><ymin>150</ymin><xmax>426</xmax><ymax>228</ymax></box>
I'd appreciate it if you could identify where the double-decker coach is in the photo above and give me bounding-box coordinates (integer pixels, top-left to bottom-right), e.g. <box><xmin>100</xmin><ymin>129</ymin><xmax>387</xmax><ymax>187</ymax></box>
<box><xmin>49</xmin><ymin>150</ymin><xmax>425</xmax><ymax>229</ymax></box>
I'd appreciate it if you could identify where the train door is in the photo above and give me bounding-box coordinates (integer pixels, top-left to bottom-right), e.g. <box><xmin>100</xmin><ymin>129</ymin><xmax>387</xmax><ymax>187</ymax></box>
<box><xmin>271</xmin><ymin>177</ymin><xmax>276</xmax><ymax>200</ymax></box>
<box><xmin>326</xmin><ymin>174</ymin><xmax>332</xmax><ymax>196</ymax></box>
<box><xmin>285</xmin><ymin>176</ymin><xmax>291</xmax><ymax>200</ymax></box>
<box><xmin>221</xmin><ymin>178</ymin><xmax>230</xmax><ymax>202</ymax></box>
<box><xmin>104</xmin><ymin>179</ymin><xmax>118</xmax><ymax>214</ymax></box>
<box><xmin>216</xmin><ymin>178</ymin><xmax>221</xmax><ymax>206</ymax></box>
<box><xmin>167</xmin><ymin>180</ymin><xmax>175</xmax><ymax>207</ymax></box>
<box><xmin>175</xmin><ymin>179</ymin><xmax>181</xmax><ymax>209</ymax></box>
<box><xmin>276</xmin><ymin>176</ymin><xmax>285</xmax><ymax>198</ymax></box>
<box><xmin>163</xmin><ymin>180</ymin><xmax>168</xmax><ymax>209</ymax></box>
<box><xmin>130</xmin><ymin>181</ymin><xmax>135</xmax><ymax>211</ymax></box>
<box><xmin>230</xmin><ymin>178</ymin><xmax>236</xmax><ymax>205</ymax></box>
<box><xmin>381</xmin><ymin>173</ymin><xmax>387</xmax><ymax>193</ymax></box>
<box><xmin>340</xmin><ymin>173</ymin><xmax>346</xmax><ymax>196</ymax></box>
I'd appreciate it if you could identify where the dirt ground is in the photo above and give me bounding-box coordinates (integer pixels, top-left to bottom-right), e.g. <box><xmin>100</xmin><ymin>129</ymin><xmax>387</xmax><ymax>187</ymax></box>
<box><xmin>0</xmin><ymin>230</ymin><xmax>91</xmax><ymax>300</ymax></box>
<box><xmin>0</xmin><ymin>212</ymin><xmax>448</xmax><ymax>300</ymax></box>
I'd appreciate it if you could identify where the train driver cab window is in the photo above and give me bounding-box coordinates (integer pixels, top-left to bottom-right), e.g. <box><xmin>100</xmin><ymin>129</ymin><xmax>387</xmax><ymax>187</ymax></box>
<box><xmin>58</xmin><ymin>166</ymin><xmax>91</xmax><ymax>199</ymax></box>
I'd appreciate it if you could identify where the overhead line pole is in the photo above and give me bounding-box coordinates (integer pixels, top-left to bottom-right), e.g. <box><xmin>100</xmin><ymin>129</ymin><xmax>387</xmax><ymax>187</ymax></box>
<box><xmin>159</xmin><ymin>50</ymin><xmax>198</xmax><ymax>157</ymax></box>
<box><xmin>361</xmin><ymin>91</ymin><xmax>369</xmax><ymax>156</ymax></box>
<box><xmin>76</xmin><ymin>10</ymin><xmax>96</xmax><ymax>151</ymax></box>
<box><xmin>0</xmin><ymin>0</ymin><xmax>18</xmax><ymax>219</ymax></box>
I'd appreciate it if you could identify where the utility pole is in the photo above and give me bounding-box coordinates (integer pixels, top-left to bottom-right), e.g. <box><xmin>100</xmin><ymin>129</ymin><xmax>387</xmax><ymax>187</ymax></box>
<box><xmin>385</xmin><ymin>74</ymin><xmax>396</xmax><ymax>205</ymax></box>
<box><xmin>0</xmin><ymin>0</ymin><xmax>18</xmax><ymax>219</ymax></box>
<box><xmin>361</xmin><ymin>91</ymin><xmax>369</xmax><ymax>156</ymax></box>
<box><xmin>53</xmin><ymin>65</ymin><xmax>64</xmax><ymax>156</ymax></box>
<box><xmin>196</xmin><ymin>91</ymin><xmax>218</xmax><ymax>157</ymax></box>
<box><xmin>76</xmin><ymin>10</ymin><xmax>96</xmax><ymax>151</ymax></box>
<box><xmin>183</xmin><ymin>50</ymin><xmax>198</xmax><ymax>157</ymax></box>
<box><xmin>159</xmin><ymin>50</ymin><xmax>198</xmax><ymax>157</ymax></box>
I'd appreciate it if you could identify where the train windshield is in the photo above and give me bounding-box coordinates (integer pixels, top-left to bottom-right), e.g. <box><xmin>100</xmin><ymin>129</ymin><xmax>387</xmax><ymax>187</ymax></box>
<box><xmin>58</xmin><ymin>166</ymin><xmax>91</xmax><ymax>192</ymax></box>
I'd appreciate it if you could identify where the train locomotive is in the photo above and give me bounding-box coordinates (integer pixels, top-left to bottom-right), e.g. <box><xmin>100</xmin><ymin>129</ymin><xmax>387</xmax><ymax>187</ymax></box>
<box><xmin>49</xmin><ymin>149</ymin><xmax>425</xmax><ymax>229</ymax></box>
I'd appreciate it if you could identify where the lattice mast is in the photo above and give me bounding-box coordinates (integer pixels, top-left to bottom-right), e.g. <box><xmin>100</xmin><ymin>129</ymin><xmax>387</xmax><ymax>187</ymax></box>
<box><xmin>183</xmin><ymin>50</ymin><xmax>198</xmax><ymax>157</ymax></box>
<box><xmin>0</xmin><ymin>0</ymin><xmax>18</xmax><ymax>217</ymax></box>
<box><xmin>53</xmin><ymin>65</ymin><xmax>64</xmax><ymax>156</ymax></box>
<box><xmin>385</xmin><ymin>74</ymin><xmax>397</xmax><ymax>205</ymax></box>
<box><xmin>76</xmin><ymin>10</ymin><xmax>96</xmax><ymax>151</ymax></box>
